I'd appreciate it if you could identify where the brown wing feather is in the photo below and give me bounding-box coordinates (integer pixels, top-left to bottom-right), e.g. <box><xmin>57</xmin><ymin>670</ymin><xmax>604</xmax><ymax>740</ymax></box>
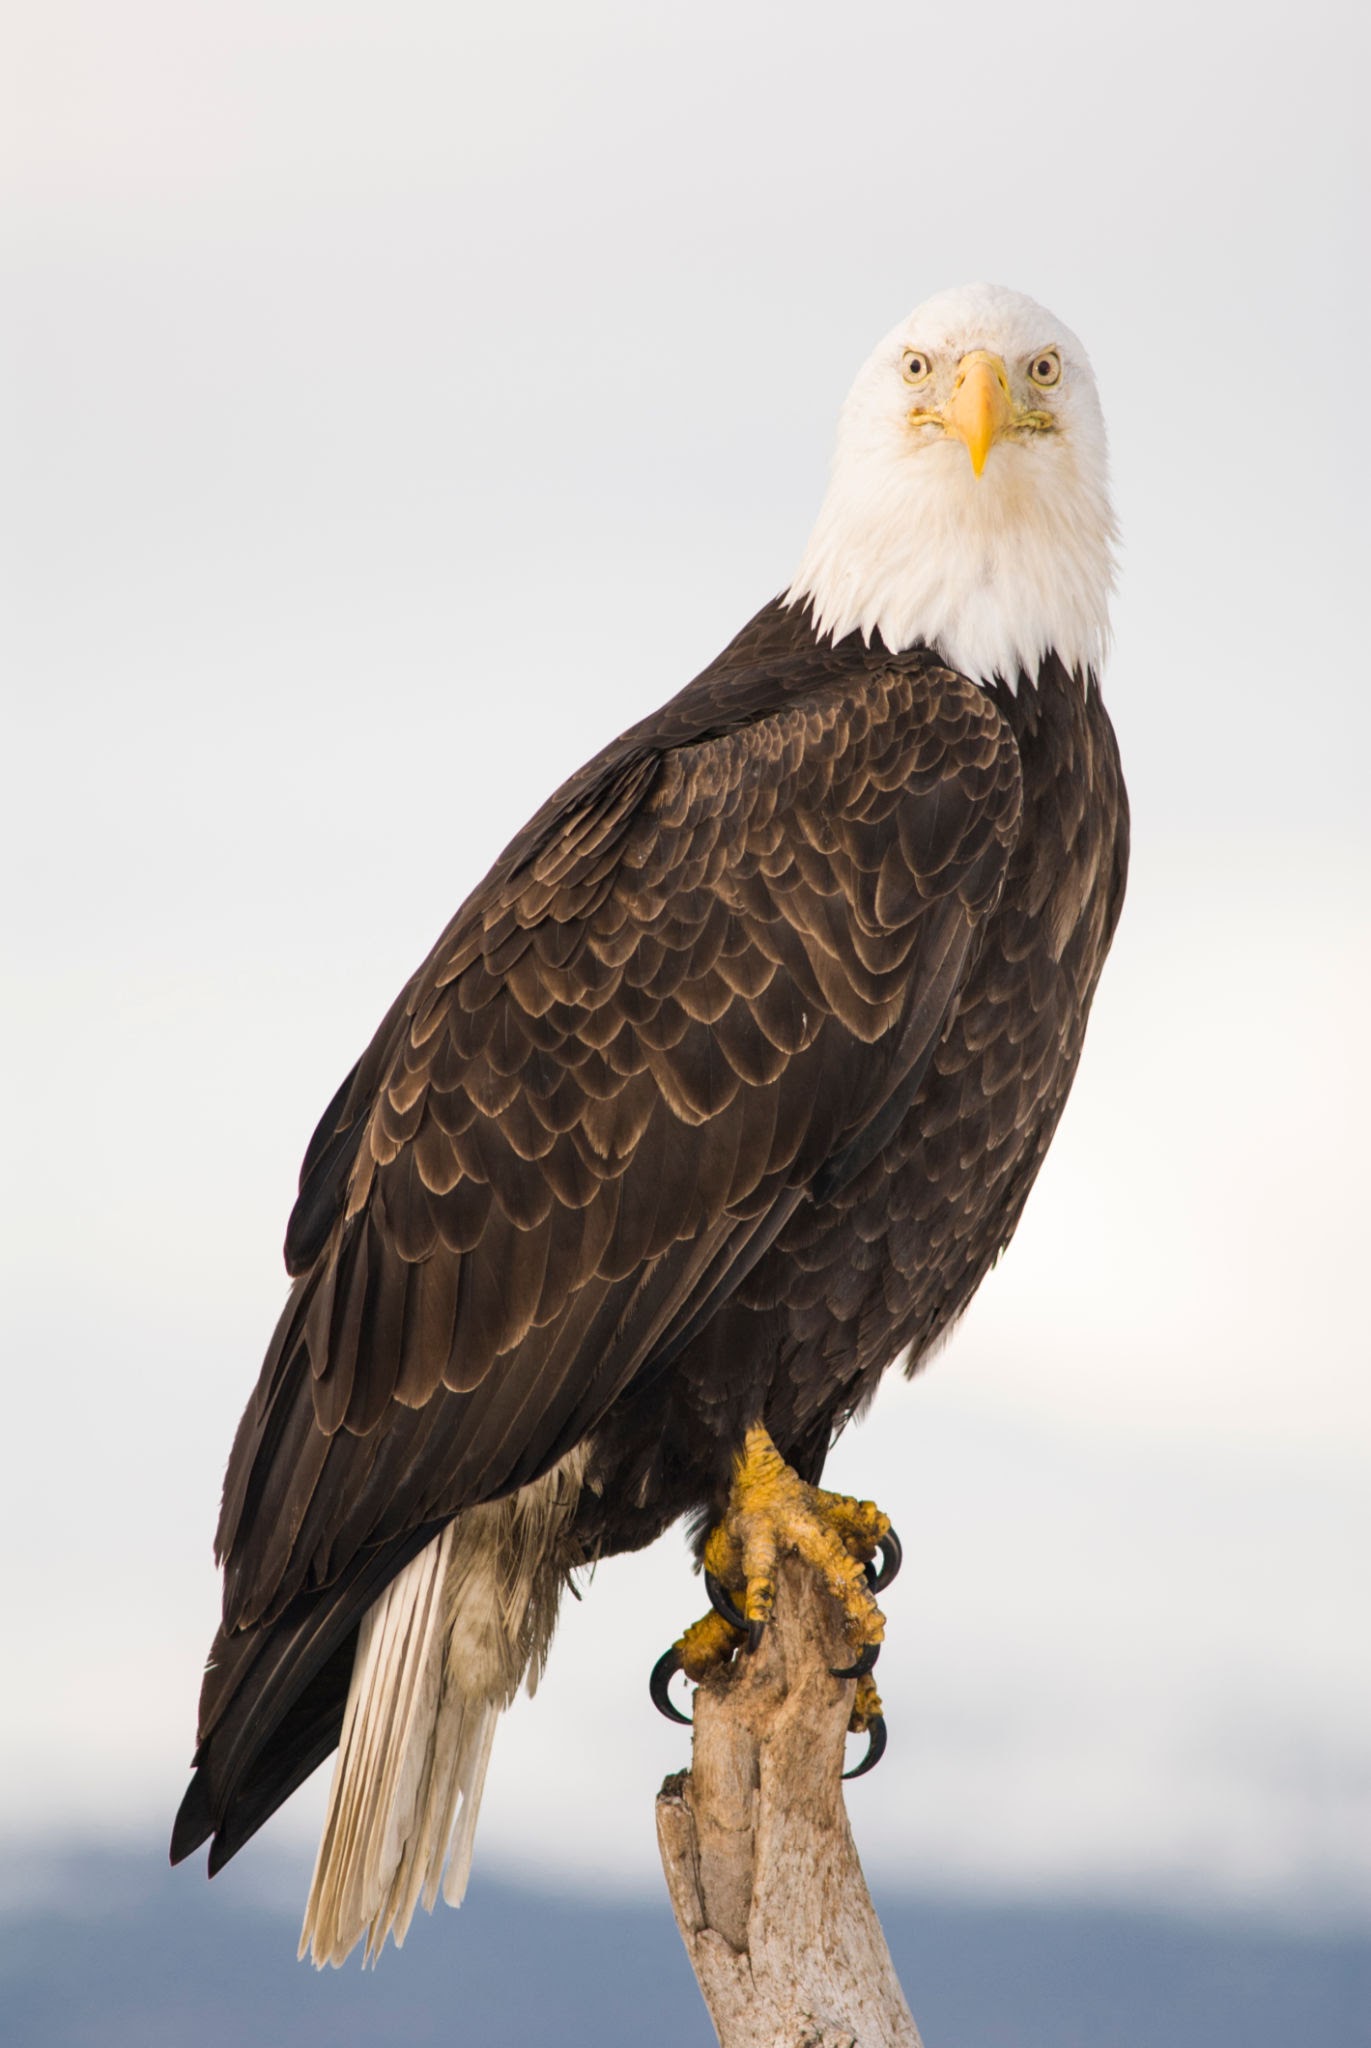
<box><xmin>215</xmin><ymin>652</ymin><xmax>1021</xmax><ymax>1637</ymax></box>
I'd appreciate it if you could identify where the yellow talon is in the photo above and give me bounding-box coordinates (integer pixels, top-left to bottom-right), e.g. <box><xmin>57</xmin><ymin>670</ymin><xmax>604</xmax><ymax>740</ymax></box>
<box><xmin>675</xmin><ymin>1606</ymin><xmax>746</xmax><ymax>1682</ymax></box>
<box><xmin>849</xmin><ymin>1671</ymin><xmax>884</xmax><ymax>1734</ymax></box>
<box><xmin>653</xmin><ymin>1430</ymin><xmax>897</xmax><ymax>1761</ymax></box>
<box><xmin>703</xmin><ymin>1424</ymin><xmax>889</xmax><ymax>1658</ymax></box>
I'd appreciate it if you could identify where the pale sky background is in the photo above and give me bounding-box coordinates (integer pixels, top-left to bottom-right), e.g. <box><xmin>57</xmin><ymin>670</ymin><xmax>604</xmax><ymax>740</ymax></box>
<box><xmin>3</xmin><ymin>0</ymin><xmax>1368</xmax><ymax>1932</ymax></box>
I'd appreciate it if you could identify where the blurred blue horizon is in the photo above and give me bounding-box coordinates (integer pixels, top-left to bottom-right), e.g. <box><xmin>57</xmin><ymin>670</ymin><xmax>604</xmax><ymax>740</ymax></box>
<box><xmin>10</xmin><ymin>1824</ymin><xmax>1371</xmax><ymax>1937</ymax></box>
<box><xmin>5</xmin><ymin>1838</ymin><xmax>1367</xmax><ymax>2048</ymax></box>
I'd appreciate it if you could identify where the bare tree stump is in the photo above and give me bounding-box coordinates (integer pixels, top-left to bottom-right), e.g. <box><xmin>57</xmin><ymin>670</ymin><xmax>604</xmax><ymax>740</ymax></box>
<box><xmin>655</xmin><ymin>1557</ymin><xmax>922</xmax><ymax>2048</ymax></box>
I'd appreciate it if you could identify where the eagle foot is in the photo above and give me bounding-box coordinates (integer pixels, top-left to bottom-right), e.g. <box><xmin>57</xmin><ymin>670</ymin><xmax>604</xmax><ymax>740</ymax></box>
<box><xmin>701</xmin><ymin>1424</ymin><xmax>889</xmax><ymax>1666</ymax></box>
<box><xmin>649</xmin><ymin>1607</ymin><xmax>747</xmax><ymax>1723</ymax></box>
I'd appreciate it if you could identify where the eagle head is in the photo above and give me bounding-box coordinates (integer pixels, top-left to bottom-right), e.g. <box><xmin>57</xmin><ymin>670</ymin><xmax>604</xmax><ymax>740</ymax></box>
<box><xmin>787</xmin><ymin>283</ymin><xmax>1116</xmax><ymax>691</ymax></box>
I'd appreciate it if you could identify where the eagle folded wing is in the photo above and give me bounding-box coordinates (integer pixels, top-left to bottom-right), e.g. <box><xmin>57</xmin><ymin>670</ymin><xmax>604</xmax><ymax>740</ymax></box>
<box><xmin>179</xmin><ymin>656</ymin><xmax>1020</xmax><ymax>1870</ymax></box>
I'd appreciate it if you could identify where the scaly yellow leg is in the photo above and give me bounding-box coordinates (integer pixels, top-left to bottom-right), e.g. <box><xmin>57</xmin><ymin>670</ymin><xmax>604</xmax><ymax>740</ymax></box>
<box><xmin>703</xmin><ymin>1424</ymin><xmax>890</xmax><ymax>1658</ymax></box>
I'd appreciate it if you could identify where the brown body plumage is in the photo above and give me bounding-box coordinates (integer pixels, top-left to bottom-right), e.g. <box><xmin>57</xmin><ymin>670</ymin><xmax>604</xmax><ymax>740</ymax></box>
<box><xmin>173</xmin><ymin>593</ymin><xmax>1127</xmax><ymax>1880</ymax></box>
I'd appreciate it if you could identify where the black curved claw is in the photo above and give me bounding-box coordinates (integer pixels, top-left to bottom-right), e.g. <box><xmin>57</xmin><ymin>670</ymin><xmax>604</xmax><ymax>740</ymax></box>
<box><xmin>746</xmin><ymin>1617</ymin><xmax>765</xmax><ymax>1653</ymax></box>
<box><xmin>842</xmin><ymin>1713</ymin><xmax>888</xmax><ymax>1780</ymax></box>
<box><xmin>831</xmin><ymin>1640</ymin><xmax>881</xmax><ymax>1680</ymax></box>
<box><xmin>704</xmin><ymin>1570</ymin><xmax>749</xmax><ymax>1632</ymax></box>
<box><xmin>649</xmin><ymin>1646</ymin><xmax>692</xmax><ymax>1725</ymax></box>
<box><xmin>864</xmin><ymin>1527</ymin><xmax>903</xmax><ymax>1593</ymax></box>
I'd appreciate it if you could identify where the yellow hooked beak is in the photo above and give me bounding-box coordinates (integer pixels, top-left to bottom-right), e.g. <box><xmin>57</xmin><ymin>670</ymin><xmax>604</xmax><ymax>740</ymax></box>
<box><xmin>943</xmin><ymin>349</ymin><xmax>1015</xmax><ymax>478</ymax></box>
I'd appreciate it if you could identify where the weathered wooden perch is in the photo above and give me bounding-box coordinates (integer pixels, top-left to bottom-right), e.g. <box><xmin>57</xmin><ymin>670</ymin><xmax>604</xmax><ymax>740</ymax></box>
<box><xmin>655</xmin><ymin>1557</ymin><xmax>922</xmax><ymax>2048</ymax></box>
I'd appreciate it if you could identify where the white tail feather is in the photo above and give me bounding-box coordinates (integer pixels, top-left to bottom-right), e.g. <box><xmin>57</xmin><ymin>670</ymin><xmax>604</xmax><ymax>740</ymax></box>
<box><xmin>299</xmin><ymin>1449</ymin><xmax>584</xmax><ymax>1967</ymax></box>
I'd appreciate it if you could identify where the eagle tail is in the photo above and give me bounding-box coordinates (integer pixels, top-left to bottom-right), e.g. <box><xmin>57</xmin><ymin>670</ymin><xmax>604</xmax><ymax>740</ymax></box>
<box><xmin>299</xmin><ymin>1453</ymin><xmax>584</xmax><ymax>1968</ymax></box>
<box><xmin>299</xmin><ymin>1521</ymin><xmax>463</xmax><ymax>1966</ymax></box>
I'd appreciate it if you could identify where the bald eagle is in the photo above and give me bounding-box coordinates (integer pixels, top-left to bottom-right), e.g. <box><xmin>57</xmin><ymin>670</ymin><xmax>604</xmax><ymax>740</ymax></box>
<box><xmin>172</xmin><ymin>283</ymin><xmax>1128</xmax><ymax>1966</ymax></box>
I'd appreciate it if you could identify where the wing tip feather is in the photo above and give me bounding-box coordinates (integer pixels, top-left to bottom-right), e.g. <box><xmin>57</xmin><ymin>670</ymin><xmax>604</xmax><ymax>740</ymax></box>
<box><xmin>168</xmin><ymin>1772</ymin><xmax>214</xmax><ymax>1868</ymax></box>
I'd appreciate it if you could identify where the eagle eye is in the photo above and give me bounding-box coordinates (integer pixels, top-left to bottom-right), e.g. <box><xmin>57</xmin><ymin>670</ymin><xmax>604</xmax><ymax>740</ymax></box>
<box><xmin>901</xmin><ymin>349</ymin><xmax>933</xmax><ymax>386</ymax></box>
<box><xmin>1028</xmin><ymin>349</ymin><xmax>1062</xmax><ymax>389</ymax></box>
